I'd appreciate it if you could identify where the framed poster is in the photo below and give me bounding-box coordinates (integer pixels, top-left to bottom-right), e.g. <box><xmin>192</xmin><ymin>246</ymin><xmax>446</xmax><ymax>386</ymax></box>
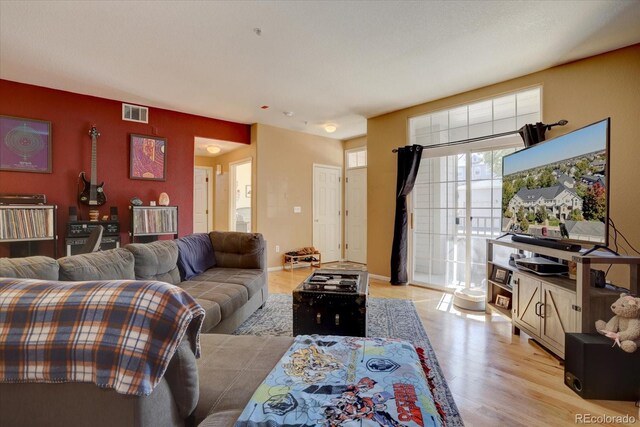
<box><xmin>0</xmin><ymin>115</ymin><xmax>52</xmax><ymax>173</ymax></box>
<box><xmin>129</xmin><ymin>134</ymin><xmax>166</xmax><ymax>181</ymax></box>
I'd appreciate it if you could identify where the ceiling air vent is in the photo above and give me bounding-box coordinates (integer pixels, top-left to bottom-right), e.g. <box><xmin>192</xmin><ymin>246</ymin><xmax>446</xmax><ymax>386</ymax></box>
<box><xmin>122</xmin><ymin>103</ymin><xmax>148</xmax><ymax>123</ymax></box>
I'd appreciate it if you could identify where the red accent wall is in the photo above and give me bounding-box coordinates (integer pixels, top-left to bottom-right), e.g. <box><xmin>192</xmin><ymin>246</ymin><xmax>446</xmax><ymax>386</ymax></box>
<box><xmin>0</xmin><ymin>79</ymin><xmax>250</xmax><ymax>257</ymax></box>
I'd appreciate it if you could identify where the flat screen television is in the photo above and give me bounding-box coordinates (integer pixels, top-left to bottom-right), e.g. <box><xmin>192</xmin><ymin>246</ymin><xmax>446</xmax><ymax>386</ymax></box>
<box><xmin>501</xmin><ymin>118</ymin><xmax>610</xmax><ymax>247</ymax></box>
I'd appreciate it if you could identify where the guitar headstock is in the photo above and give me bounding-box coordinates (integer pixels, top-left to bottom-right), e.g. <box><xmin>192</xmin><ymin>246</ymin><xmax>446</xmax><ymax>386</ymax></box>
<box><xmin>89</xmin><ymin>126</ymin><xmax>100</xmax><ymax>139</ymax></box>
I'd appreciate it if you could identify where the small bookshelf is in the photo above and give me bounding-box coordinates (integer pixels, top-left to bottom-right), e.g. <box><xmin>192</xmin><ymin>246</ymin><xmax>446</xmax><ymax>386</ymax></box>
<box><xmin>129</xmin><ymin>205</ymin><xmax>178</xmax><ymax>242</ymax></box>
<box><xmin>0</xmin><ymin>204</ymin><xmax>58</xmax><ymax>257</ymax></box>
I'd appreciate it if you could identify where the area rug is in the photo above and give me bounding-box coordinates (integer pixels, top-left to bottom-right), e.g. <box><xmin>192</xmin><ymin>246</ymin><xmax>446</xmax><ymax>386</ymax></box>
<box><xmin>233</xmin><ymin>293</ymin><xmax>464</xmax><ymax>426</ymax></box>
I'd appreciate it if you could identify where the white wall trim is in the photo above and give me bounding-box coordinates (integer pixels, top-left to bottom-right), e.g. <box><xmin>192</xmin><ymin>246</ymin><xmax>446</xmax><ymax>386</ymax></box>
<box><xmin>268</xmin><ymin>266</ymin><xmax>283</xmax><ymax>272</ymax></box>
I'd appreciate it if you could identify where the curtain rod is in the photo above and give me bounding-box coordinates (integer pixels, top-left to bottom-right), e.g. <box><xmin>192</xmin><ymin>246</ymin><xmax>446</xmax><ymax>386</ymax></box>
<box><xmin>392</xmin><ymin>120</ymin><xmax>568</xmax><ymax>153</ymax></box>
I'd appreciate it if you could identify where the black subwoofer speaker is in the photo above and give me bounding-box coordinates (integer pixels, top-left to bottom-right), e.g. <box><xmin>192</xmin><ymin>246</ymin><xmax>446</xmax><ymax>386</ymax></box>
<box><xmin>564</xmin><ymin>333</ymin><xmax>640</xmax><ymax>401</ymax></box>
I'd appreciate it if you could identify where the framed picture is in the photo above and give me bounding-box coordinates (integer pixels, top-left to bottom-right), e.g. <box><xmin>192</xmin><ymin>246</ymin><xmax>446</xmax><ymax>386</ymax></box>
<box><xmin>0</xmin><ymin>115</ymin><xmax>52</xmax><ymax>173</ymax></box>
<box><xmin>491</xmin><ymin>266</ymin><xmax>511</xmax><ymax>285</ymax></box>
<box><xmin>129</xmin><ymin>134</ymin><xmax>166</xmax><ymax>181</ymax></box>
<box><xmin>245</xmin><ymin>185</ymin><xmax>251</xmax><ymax>197</ymax></box>
<box><xmin>495</xmin><ymin>295</ymin><xmax>511</xmax><ymax>309</ymax></box>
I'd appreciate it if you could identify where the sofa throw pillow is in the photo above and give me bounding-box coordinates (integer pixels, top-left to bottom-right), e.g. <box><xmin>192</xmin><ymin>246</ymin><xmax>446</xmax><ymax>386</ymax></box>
<box><xmin>177</xmin><ymin>233</ymin><xmax>216</xmax><ymax>280</ymax></box>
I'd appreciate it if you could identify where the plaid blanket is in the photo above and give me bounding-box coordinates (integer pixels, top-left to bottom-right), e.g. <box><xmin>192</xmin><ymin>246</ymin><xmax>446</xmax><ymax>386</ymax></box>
<box><xmin>0</xmin><ymin>278</ymin><xmax>205</xmax><ymax>396</ymax></box>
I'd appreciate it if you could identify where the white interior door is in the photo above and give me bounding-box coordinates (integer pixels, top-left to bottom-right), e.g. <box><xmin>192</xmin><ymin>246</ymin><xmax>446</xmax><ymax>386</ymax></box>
<box><xmin>313</xmin><ymin>165</ymin><xmax>341</xmax><ymax>262</ymax></box>
<box><xmin>346</xmin><ymin>168</ymin><xmax>367</xmax><ymax>264</ymax></box>
<box><xmin>193</xmin><ymin>167</ymin><xmax>211</xmax><ymax>233</ymax></box>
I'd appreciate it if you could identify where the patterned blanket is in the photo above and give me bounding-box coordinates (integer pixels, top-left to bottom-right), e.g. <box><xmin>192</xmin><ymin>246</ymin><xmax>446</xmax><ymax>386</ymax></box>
<box><xmin>235</xmin><ymin>335</ymin><xmax>443</xmax><ymax>427</ymax></box>
<box><xmin>0</xmin><ymin>278</ymin><xmax>205</xmax><ymax>395</ymax></box>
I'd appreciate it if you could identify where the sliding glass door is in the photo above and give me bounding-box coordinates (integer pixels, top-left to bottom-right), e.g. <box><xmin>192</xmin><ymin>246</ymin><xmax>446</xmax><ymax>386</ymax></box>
<box><xmin>412</xmin><ymin>146</ymin><xmax>517</xmax><ymax>290</ymax></box>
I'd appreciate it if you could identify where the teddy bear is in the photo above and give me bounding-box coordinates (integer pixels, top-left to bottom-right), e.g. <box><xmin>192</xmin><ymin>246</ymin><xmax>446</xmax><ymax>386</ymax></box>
<box><xmin>595</xmin><ymin>293</ymin><xmax>640</xmax><ymax>353</ymax></box>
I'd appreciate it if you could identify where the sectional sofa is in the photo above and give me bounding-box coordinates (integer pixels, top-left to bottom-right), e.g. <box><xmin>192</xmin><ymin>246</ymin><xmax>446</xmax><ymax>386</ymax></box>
<box><xmin>0</xmin><ymin>231</ymin><xmax>269</xmax><ymax>334</ymax></box>
<box><xmin>0</xmin><ymin>231</ymin><xmax>284</xmax><ymax>426</ymax></box>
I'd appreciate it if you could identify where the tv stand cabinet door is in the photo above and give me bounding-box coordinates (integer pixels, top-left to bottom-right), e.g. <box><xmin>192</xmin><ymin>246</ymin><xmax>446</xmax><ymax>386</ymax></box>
<box><xmin>513</xmin><ymin>273</ymin><xmax>541</xmax><ymax>336</ymax></box>
<box><xmin>540</xmin><ymin>283</ymin><xmax>578</xmax><ymax>354</ymax></box>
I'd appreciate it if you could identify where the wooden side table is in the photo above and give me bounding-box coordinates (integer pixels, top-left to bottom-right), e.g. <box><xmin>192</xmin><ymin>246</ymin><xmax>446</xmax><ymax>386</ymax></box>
<box><xmin>282</xmin><ymin>252</ymin><xmax>321</xmax><ymax>271</ymax></box>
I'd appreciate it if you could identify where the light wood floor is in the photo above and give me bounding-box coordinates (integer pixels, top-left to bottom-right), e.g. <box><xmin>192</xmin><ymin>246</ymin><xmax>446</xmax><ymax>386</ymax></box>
<box><xmin>269</xmin><ymin>267</ymin><xmax>639</xmax><ymax>427</ymax></box>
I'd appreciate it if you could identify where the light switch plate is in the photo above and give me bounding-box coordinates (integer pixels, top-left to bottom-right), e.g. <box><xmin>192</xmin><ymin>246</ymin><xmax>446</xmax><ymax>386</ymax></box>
<box><xmin>293</xmin><ymin>206</ymin><xmax>302</xmax><ymax>213</ymax></box>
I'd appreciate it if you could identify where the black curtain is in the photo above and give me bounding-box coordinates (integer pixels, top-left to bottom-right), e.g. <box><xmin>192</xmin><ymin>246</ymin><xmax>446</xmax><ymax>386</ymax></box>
<box><xmin>518</xmin><ymin>122</ymin><xmax>547</xmax><ymax>147</ymax></box>
<box><xmin>390</xmin><ymin>145</ymin><xmax>423</xmax><ymax>285</ymax></box>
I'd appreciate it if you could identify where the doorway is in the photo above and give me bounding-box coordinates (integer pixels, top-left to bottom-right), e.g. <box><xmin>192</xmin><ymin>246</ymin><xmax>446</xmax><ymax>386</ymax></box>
<box><xmin>411</xmin><ymin>142</ymin><xmax>519</xmax><ymax>291</ymax></box>
<box><xmin>313</xmin><ymin>164</ymin><xmax>342</xmax><ymax>263</ymax></box>
<box><xmin>229</xmin><ymin>158</ymin><xmax>252</xmax><ymax>232</ymax></box>
<box><xmin>345</xmin><ymin>148</ymin><xmax>367</xmax><ymax>264</ymax></box>
<box><xmin>193</xmin><ymin>166</ymin><xmax>213</xmax><ymax>233</ymax></box>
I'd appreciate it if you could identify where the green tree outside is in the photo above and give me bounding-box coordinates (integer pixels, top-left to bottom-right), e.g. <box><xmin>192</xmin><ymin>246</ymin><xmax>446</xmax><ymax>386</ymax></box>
<box><xmin>535</xmin><ymin>206</ymin><xmax>548</xmax><ymax>223</ymax></box>
<box><xmin>569</xmin><ymin>208</ymin><xmax>584</xmax><ymax>221</ymax></box>
<box><xmin>583</xmin><ymin>183</ymin><xmax>606</xmax><ymax>221</ymax></box>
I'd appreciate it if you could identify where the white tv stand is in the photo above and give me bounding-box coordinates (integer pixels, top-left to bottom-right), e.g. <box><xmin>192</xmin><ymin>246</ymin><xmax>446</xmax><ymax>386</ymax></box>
<box><xmin>486</xmin><ymin>235</ymin><xmax>640</xmax><ymax>359</ymax></box>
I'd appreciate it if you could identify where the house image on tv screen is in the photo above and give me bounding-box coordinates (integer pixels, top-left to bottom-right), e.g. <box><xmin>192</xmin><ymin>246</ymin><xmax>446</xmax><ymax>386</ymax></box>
<box><xmin>501</xmin><ymin>120</ymin><xmax>608</xmax><ymax>244</ymax></box>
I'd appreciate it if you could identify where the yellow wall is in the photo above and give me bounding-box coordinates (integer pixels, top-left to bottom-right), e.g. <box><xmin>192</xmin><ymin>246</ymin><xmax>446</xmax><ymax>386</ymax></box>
<box><xmin>255</xmin><ymin>124</ymin><xmax>344</xmax><ymax>268</ymax></box>
<box><xmin>367</xmin><ymin>45</ymin><xmax>640</xmax><ymax>282</ymax></box>
<box><xmin>344</xmin><ymin>135</ymin><xmax>367</xmax><ymax>151</ymax></box>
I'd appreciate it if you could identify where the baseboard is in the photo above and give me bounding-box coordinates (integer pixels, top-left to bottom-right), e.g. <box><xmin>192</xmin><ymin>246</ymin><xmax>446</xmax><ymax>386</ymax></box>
<box><xmin>369</xmin><ymin>273</ymin><xmax>390</xmax><ymax>282</ymax></box>
<box><xmin>267</xmin><ymin>266</ymin><xmax>283</xmax><ymax>272</ymax></box>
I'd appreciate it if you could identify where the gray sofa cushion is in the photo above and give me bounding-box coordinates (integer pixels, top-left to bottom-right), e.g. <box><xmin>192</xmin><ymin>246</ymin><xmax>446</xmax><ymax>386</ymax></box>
<box><xmin>58</xmin><ymin>249</ymin><xmax>135</xmax><ymax>281</ymax></box>
<box><xmin>195</xmin><ymin>335</ymin><xmax>294</xmax><ymax>426</ymax></box>
<box><xmin>209</xmin><ymin>231</ymin><xmax>265</xmax><ymax>270</ymax></box>
<box><xmin>163</xmin><ymin>335</ymin><xmax>199</xmax><ymax>419</ymax></box>
<box><xmin>192</xmin><ymin>268</ymin><xmax>265</xmax><ymax>299</ymax></box>
<box><xmin>125</xmin><ymin>240</ymin><xmax>180</xmax><ymax>285</ymax></box>
<box><xmin>193</xmin><ymin>299</ymin><xmax>222</xmax><ymax>333</ymax></box>
<box><xmin>0</xmin><ymin>256</ymin><xmax>59</xmax><ymax>280</ymax></box>
<box><xmin>178</xmin><ymin>280</ymin><xmax>248</xmax><ymax>321</ymax></box>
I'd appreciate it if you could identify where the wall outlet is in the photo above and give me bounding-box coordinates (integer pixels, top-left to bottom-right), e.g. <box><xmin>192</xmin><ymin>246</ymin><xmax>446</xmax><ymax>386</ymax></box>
<box><xmin>275</xmin><ymin>245</ymin><xmax>280</xmax><ymax>253</ymax></box>
<box><xmin>293</xmin><ymin>206</ymin><xmax>302</xmax><ymax>213</ymax></box>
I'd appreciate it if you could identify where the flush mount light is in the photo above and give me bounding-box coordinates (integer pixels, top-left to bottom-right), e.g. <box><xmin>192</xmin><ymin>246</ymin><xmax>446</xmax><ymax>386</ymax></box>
<box><xmin>206</xmin><ymin>145</ymin><xmax>221</xmax><ymax>154</ymax></box>
<box><xmin>324</xmin><ymin>124</ymin><xmax>337</xmax><ymax>133</ymax></box>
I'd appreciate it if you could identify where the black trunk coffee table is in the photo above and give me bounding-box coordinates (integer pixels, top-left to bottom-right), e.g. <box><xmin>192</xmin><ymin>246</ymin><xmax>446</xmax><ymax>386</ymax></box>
<box><xmin>292</xmin><ymin>269</ymin><xmax>369</xmax><ymax>337</ymax></box>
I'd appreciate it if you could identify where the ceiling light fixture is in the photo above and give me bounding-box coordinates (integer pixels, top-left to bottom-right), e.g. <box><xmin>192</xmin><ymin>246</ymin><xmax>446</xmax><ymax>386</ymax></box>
<box><xmin>206</xmin><ymin>145</ymin><xmax>221</xmax><ymax>154</ymax></box>
<box><xmin>253</xmin><ymin>28</ymin><xmax>262</xmax><ymax>36</ymax></box>
<box><xmin>324</xmin><ymin>124</ymin><xmax>337</xmax><ymax>133</ymax></box>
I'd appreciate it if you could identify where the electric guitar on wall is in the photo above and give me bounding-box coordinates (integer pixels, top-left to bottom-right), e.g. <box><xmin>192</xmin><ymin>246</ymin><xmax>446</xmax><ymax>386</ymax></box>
<box><xmin>78</xmin><ymin>125</ymin><xmax>107</xmax><ymax>206</ymax></box>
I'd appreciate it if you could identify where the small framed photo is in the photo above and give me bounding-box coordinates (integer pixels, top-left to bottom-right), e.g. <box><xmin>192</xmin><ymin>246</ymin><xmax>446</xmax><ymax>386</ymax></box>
<box><xmin>130</xmin><ymin>134</ymin><xmax>167</xmax><ymax>181</ymax></box>
<box><xmin>0</xmin><ymin>115</ymin><xmax>52</xmax><ymax>173</ymax></box>
<box><xmin>491</xmin><ymin>266</ymin><xmax>511</xmax><ymax>285</ymax></box>
<box><xmin>495</xmin><ymin>295</ymin><xmax>511</xmax><ymax>309</ymax></box>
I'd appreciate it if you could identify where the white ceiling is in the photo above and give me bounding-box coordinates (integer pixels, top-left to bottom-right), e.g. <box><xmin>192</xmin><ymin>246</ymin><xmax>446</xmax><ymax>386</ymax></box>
<box><xmin>194</xmin><ymin>137</ymin><xmax>246</xmax><ymax>158</ymax></box>
<box><xmin>1</xmin><ymin>1</ymin><xmax>639</xmax><ymax>141</ymax></box>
